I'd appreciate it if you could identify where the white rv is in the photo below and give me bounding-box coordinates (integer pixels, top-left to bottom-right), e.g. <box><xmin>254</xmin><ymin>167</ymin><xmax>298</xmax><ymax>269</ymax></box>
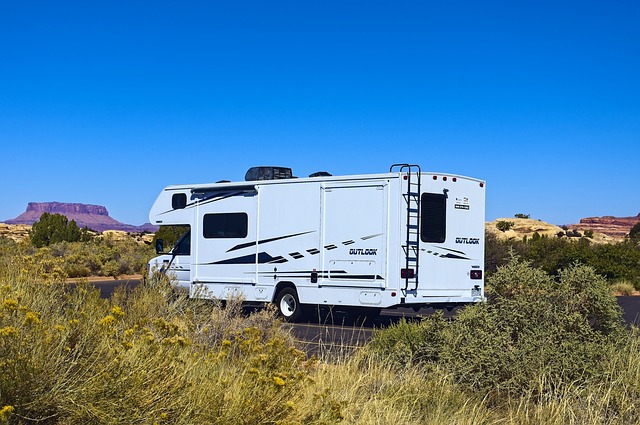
<box><xmin>148</xmin><ymin>164</ymin><xmax>485</xmax><ymax>321</ymax></box>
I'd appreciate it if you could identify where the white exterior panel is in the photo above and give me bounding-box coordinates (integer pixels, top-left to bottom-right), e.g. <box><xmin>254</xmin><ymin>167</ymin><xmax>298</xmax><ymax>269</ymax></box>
<box><xmin>147</xmin><ymin>167</ymin><xmax>485</xmax><ymax>310</ymax></box>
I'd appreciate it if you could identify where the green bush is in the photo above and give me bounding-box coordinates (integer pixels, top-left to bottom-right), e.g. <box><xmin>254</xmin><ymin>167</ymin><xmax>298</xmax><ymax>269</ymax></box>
<box><xmin>486</xmin><ymin>231</ymin><xmax>640</xmax><ymax>288</ymax></box>
<box><xmin>29</xmin><ymin>213</ymin><xmax>92</xmax><ymax>248</ymax></box>
<box><xmin>368</xmin><ymin>257</ymin><xmax>625</xmax><ymax>398</ymax></box>
<box><xmin>496</xmin><ymin>220</ymin><xmax>514</xmax><ymax>232</ymax></box>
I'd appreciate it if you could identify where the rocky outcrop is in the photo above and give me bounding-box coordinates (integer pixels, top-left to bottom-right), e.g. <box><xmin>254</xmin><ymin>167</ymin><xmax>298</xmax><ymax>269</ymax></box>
<box><xmin>570</xmin><ymin>213</ymin><xmax>640</xmax><ymax>239</ymax></box>
<box><xmin>486</xmin><ymin>218</ymin><xmax>616</xmax><ymax>243</ymax></box>
<box><xmin>0</xmin><ymin>223</ymin><xmax>31</xmax><ymax>242</ymax></box>
<box><xmin>4</xmin><ymin>202</ymin><xmax>157</xmax><ymax>233</ymax></box>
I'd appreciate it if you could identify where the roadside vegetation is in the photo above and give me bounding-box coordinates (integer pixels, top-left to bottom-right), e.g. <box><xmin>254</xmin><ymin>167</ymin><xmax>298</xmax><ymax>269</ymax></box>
<box><xmin>1</xmin><ymin>246</ymin><xmax>639</xmax><ymax>423</ymax></box>
<box><xmin>1</xmin><ymin>213</ymin><xmax>154</xmax><ymax>280</ymax></box>
<box><xmin>1</xmin><ymin>216</ymin><xmax>639</xmax><ymax>423</ymax></box>
<box><xmin>486</xmin><ymin>230</ymin><xmax>640</xmax><ymax>291</ymax></box>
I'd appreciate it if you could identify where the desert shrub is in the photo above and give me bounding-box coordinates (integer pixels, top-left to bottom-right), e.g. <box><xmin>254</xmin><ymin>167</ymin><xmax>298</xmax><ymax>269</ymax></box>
<box><xmin>630</xmin><ymin>222</ymin><xmax>640</xmax><ymax>241</ymax></box>
<box><xmin>29</xmin><ymin>213</ymin><xmax>92</xmax><ymax>248</ymax></box>
<box><xmin>496</xmin><ymin>220</ymin><xmax>514</xmax><ymax>232</ymax></box>
<box><xmin>365</xmin><ymin>314</ymin><xmax>448</xmax><ymax>367</ymax></box>
<box><xmin>0</xmin><ymin>266</ymin><xmax>323</xmax><ymax>424</ymax></box>
<box><xmin>514</xmin><ymin>213</ymin><xmax>530</xmax><ymax>219</ymax></box>
<box><xmin>610</xmin><ymin>280</ymin><xmax>635</xmax><ymax>296</ymax></box>
<box><xmin>487</xmin><ymin>232</ymin><xmax>640</xmax><ymax>288</ymax></box>
<box><xmin>368</xmin><ymin>257</ymin><xmax>625</xmax><ymax>398</ymax></box>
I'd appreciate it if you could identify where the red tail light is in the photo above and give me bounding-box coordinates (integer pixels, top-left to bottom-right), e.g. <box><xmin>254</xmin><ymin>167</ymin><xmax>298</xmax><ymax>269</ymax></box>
<box><xmin>470</xmin><ymin>270</ymin><xmax>483</xmax><ymax>280</ymax></box>
<box><xmin>401</xmin><ymin>268</ymin><xmax>415</xmax><ymax>279</ymax></box>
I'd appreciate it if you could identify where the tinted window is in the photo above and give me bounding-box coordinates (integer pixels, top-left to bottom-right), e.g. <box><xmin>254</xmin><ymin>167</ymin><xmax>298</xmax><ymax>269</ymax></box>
<box><xmin>171</xmin><ymin>230</ymin><xmax>191</xmax><ymax>255</ymax></box>
<box><xmin>421</xmin><ymin>193</ymin><xmax>446</xmax><ymax>243</ymax></box>
<box><xmin>172</xmin><ymin>193</ymin><xmax>187</xmax><ymax>209</ymax></box>
<box><xmin>203</xmin><ymin>213</ymin><xmax>248</xmax><ymax>238</ymax></box>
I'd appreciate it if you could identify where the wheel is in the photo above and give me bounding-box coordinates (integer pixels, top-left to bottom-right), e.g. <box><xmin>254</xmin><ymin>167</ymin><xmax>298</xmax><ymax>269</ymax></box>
<box><xmin>275</xmin><ymin>287</ymin><xmax>303</xmax><ymax>322</ymax></box>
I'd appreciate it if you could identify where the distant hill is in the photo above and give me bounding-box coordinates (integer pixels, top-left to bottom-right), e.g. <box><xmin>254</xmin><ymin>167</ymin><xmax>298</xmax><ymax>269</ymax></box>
<box><xmin>3</xmin><ymin>202</ymin><xmax>157</xmax><ymax>233</ymax></box>
<box><xmin>486</xmin><ymin>215</ymin><xmax>639</xmax><ymax>243</ymax></box>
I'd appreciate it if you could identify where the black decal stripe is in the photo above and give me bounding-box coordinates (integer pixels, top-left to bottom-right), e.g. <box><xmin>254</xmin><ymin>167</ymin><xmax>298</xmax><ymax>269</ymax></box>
<box><xmin>227</xmin><ymin>231</ymin><xmax>314</xmax><ymax>252</ymax></box>
<box><xmin>439</xmin><ymin>247</ymin><xmax>468</xmax><ymax>255</ymax></box>
<box><xmin>361</xmin><ymin>233</ymin><xmax>382</xmax><ymax>240</ymax></box>
<box><xmin>440</xmin><ymin>253</ymin><xmax>471</xmax><ymax>260</ymax></box>
<box><xmin>258</xmin><ymin>270</ymin><xmax>384</xmax><ymax>280</ymax></box>
<box><xmin>268</xmin><ymin>256</ymin><xmax>289</xmax><ymax>264</ymax></box>
<box><xmin>207</xmin><ymin>252</ymin><xmax>275</xmax><ymax>265</ymax></box>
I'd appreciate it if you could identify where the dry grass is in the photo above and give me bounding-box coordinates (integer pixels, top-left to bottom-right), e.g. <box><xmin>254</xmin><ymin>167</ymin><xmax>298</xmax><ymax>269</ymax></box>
<box><xmin>2</xmin><ymin>255</ymin><xmax>640</xmax><ymax>424</ymax></box>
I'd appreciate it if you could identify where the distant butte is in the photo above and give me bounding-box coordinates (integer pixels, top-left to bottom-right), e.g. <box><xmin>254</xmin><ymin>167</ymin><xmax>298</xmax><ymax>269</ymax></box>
<box><xmin>3</xmin><ymin>202</ymin><xmax>157</xmax><ymax>233</ymax></box>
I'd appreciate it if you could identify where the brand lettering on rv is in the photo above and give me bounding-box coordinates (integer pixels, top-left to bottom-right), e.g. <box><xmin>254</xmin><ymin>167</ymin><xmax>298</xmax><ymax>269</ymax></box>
<box><xmin>349</xmin><ymin>248</ymin><xmax>378</xmax><ymax>256</ymax></box>
<box><xmin>455</xmin><ymin>237</ymin><xmax>480</xmax><ymax>245</ymax></box>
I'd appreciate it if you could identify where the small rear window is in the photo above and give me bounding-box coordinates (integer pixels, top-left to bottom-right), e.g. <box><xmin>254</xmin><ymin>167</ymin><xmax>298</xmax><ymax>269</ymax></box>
<box><xmin>172</xmin><ymin>193</ymin><xmax>187</xmax><ymax>209</ymax></box>
<box><xmin>421</xmin><ymin>193</ymin><xmax>446</xmax><ymax>243</ymax></box>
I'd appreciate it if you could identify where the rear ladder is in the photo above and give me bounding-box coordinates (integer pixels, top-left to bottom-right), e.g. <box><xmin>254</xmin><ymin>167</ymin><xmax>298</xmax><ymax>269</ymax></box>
<box><xmin>390</xmin><ymin>163</ymin><xmax>421</xmax><ymax>290</ymax></box>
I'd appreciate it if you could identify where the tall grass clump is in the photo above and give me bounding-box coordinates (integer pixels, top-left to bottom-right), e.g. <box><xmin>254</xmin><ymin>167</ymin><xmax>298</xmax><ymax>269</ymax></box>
<box><xmin>367</xmin><ymin>255</ymin><xmax>640</xmax><ymax>423</ymax></box>
<box><xmin>0</xmin><ymin>263</ymin><xmax>324</xmax><ymax>424</ymax></box>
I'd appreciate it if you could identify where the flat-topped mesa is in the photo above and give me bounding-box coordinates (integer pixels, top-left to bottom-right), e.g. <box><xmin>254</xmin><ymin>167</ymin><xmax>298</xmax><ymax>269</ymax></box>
<box><xmin>25</xmin><ymin>202</ymin><xmax>109</xmax><ymax>217</ymax></box>
<box><xmin>4</xmin><ymin>202</ymin><xmax>157</xmax><ymax>233</ymax></box>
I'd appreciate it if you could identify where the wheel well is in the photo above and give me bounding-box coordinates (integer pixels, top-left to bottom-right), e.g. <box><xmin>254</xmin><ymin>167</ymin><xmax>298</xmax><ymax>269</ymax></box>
<box><xmin>272</xmin><ymin>281</ymin><xmax>296</xmax><ymax>302</ymax></box>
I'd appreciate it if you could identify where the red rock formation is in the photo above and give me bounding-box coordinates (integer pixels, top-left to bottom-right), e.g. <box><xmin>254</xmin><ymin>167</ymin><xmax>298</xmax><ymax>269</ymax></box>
<box><xmin>571</xmin><ymin>213</ymin><xmax>640</xmax><ymax>239</ymax></box>
<box><xmin>4</xmin><ymin>202</ymin><xmax>157</xmax><ymax>233</ymax></box>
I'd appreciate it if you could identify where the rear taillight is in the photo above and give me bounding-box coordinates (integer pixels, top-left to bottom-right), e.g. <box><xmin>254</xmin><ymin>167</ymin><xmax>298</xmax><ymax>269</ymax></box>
<box><xmin>401</xmin><ymin>268</ymin><xmax>415</xmax><ymax>279</ymax></box>
<box><xmin>470</xmin><ymin>270</ymin><xmax>483</xmax><ymax>280</ymax></box>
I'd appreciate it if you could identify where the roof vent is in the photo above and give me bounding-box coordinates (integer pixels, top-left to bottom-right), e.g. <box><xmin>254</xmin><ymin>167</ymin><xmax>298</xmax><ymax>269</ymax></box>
<box><xmin>245</xmin><ymin>166</ymin><xmax>294</xmax><ymax>181</ymax></box>
<box><xmin>309</xmin><ymin>171</ymin><xmax>332</xmax><ymax>177</ymax></box>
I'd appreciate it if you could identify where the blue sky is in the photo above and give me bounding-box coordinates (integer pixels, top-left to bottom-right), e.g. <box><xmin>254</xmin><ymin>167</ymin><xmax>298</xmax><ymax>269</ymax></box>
<box><xmin>1</xmin><ymin>1</ymin><xmax>638</xmax><ymax>226</ymax></box>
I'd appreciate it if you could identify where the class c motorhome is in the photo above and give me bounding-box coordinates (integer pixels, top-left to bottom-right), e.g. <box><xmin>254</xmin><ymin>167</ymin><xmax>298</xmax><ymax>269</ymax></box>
<box><xmin>148</xmin><ymin>164</ymin><xmax>485</xmax><ymax>321</ymax></box>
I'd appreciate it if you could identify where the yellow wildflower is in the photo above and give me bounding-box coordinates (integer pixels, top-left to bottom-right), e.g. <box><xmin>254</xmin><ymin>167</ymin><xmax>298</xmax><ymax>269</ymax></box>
<box><xmin>1</xmin><ymin>299</ymin><xmax>18</xmax><ymax>311</ymax></box>
<box><xmin>110</xmin><ymin>306</ymin><xmax>125</xmax><ymax>318</ymax></box>
<box><xmin>0</xmin><ymin>327</ymin><xmax>18</xmax><ymax>338</ymax></box>
<box><xmin>0</xmin><ymin>405</ymin><xmax>14</xmax><ymax>423</ymax></box>
<box><xmin>23</xmin><ymin>311</ymin><xmax>41</xmax><ymax>326</ymax></box>
<box><xmin>100</xmin><ymin>315</ymin><xmax>117</xmax><ymax>327</ymax></box>
<box><xmin>273</xmin><ymin>376</ymin><xmax>285</xmax><ymax>387</ymax></box>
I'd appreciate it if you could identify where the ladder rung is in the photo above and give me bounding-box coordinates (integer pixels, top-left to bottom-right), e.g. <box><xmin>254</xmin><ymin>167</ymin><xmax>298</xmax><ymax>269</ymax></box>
<box><xmin>408</xmin><ymin>208</ymin><xmax>419</xmax><ymax>213</ymax></box>
<box><xmin>407</xmin><ymin>192</ymin><xmax>419</xmax><ymax>196</ymax></box>
<box><xmin>407</xmin><ymin>224</ymin><xmax>419</xmax><ymax>229</ymax></box>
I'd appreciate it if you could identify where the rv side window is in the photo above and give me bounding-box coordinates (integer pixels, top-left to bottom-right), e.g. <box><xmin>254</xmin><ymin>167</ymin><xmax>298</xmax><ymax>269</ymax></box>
<box><xmin>203</xmin><ymin>213</ymin><xmax>248</xmax><ymax>238</ymax></box>
<box><xmin>421</xmin><ymin>193</ymin><xmax>446</xmax><ymax>243</ymax></box>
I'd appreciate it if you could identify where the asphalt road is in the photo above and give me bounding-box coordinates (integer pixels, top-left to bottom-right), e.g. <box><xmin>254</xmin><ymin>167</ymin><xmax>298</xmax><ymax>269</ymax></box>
<box><xmin>91</xmin><ymin>278</ymin><xmax>640</xmax><ymax>356</ymax></box>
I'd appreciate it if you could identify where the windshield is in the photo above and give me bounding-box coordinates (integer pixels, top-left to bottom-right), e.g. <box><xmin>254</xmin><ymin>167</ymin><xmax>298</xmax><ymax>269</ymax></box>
<box><xmin>171</xmin><ymin>230</ymin><xmax>191</xmax><ymax>255</ymax></box>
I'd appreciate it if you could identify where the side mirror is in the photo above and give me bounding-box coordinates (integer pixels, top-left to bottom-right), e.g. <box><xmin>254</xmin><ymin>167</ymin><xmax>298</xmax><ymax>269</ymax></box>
<box><xmin>155</xmin><ymin>239</ymin><xmax>164</xmax><ymax>254</ymax></box>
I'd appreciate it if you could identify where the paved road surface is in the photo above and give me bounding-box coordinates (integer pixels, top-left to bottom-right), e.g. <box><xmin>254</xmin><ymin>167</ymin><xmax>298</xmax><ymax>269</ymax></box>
<box><xmin>90</xmin><ymin>278</ymin><xmax>640</xmax><ymax>355</ymax></box>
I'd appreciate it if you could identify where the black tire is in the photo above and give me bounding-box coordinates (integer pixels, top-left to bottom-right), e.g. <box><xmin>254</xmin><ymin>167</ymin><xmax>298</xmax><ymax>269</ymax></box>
<box><xmin>274</xmin><ymin>287</ymin><xmax>303</xmax><ymax>322</ymax></box>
